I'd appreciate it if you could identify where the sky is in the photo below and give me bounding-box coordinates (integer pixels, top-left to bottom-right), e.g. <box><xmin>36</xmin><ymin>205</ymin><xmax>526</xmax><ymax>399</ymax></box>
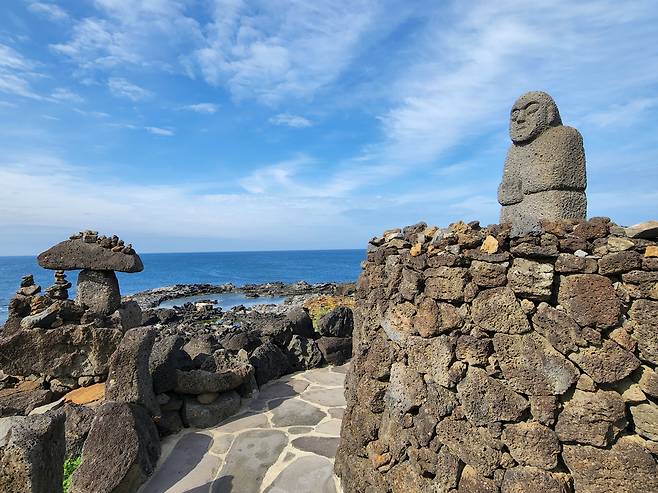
<box><xmin>0</xmin><ymin>0</ymin><xmax>657</xmax><ymax>255</ymax></box>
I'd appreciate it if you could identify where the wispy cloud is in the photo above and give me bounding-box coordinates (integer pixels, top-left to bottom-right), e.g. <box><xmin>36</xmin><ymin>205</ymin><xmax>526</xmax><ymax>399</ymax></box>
<box><xmin>51</xmin><ymin>87</ymin><xmax>84</xmax><ymax>103</ymax></box>
<box><xmin>107</xmin><ymin>77</ymin><xmax>151</xmax><ymax>101</ymax></box>
<box><xmin>145</xmin><ymin>126</ymin><xmax>175</xmax><ymax>136</ymax></box>
<box><xmin>0</xmin><ymin>43</ymin><xmax>44</xmax><ymax>100</ymax></box>
<box><xmin>180</xmin><ymin>102</ymin><xmax>219</xmax><ymax>114</ymax></box>
<box><xmin>583</xmin><ymin>97</ymin><xmax>658</xmax><ymax>128</ymax></box>
<box><xmin>188</xmin><ymin>0</ymin><xmax>412</xmax><ymax>104</ymax></box>
<box><xmin>269</xmin><ymin>113</ymin><xmax>312</xmax><ymax>128</ymax></box>
<box><xmin>28</xmin><ymin>2</ymin><xmax>69</xmax><ymax>21</ymax></box>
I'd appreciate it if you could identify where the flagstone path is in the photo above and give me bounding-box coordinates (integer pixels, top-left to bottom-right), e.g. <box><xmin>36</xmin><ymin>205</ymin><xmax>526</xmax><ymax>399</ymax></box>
<box><xmin>140</xmin><ymin>364</ymin><xmax>348</xmax><ymax>493</ymax></box>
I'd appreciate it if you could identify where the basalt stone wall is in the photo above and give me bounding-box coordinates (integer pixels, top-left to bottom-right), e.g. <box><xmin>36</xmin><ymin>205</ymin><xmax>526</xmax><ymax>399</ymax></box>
<box><xmin>335</xmin><ymin>218</ymin><xmax>658</xmax><ymax>493</ymax></box>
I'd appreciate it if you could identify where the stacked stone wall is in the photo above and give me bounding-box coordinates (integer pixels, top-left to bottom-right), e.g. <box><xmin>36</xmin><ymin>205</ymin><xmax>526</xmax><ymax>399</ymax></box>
<box><xmin>335</xmin><ymin>218</ymin><xmax>658</xmax><ymax>492</ymax></box>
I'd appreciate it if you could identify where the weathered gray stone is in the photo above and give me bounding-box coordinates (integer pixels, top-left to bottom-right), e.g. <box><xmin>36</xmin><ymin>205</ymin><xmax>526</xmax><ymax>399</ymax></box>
<box><xmin>629</xmin><ymin>299</ymin><xmax>658</xmax><ymax>364</ymax></box>
<box><xmin>0</xmin><ymin>386</ymin><xmax>53</xmax><ymax>417</ymax></box>
<box><xmin>472</xmin><ymin>287</ymin><xmax>530</xmax><ymax>334</ymax></box>
<box><xmin>38</xmin><ymin>238</ymin><xmax>143</xmax><ymax>272</ymax></box>
<box><xmin>436</xmin><ymin>416</ymin><xmax>501</xmax><ymax>477</ymax></box>
<box><xmin>110</xmin><ymin>300</ymin><xmax>142</xmax><ymax>331</ymax></box>
<box><xmin>470</xmin><ymin>260</ymin><xmax>508</xmax><ymax>288</ymax></box>
<box><xmin>182</xmin><ymin>391</ymin><xmax>240</xmax><ymax>428</ymax></box>
<box><xmin>249</xmin><ymin>342</ymin><xmax>292</xmax><ymax>386</ymax></box>
<box><xmin>285</xmin><ymin>306</ymin><xmax>315</xmax><ymax>338</ymax></box>
<box><xmin>494</xmin><ymin>332</ymin><xmax>579</xmax><ymax>395</ymax></box>
<box><xmin>557</xmin><ymin>274</ymin><xmax>621</xmax><ymax>329</ymax></box>
<box><xmin>625</xmin><ymin>220</ymin><xmax>658</xmax><ymax>239</ymax></box>
<box><xmin>498</xmin><ymin>91</ymin><xmax>586</xmax><ymax>226</ymax></box>
<box><xmin>569</xmin><ymin>339</ymin><xmax>640</xmax><ymax>384</ymax></box>
<box><xmin>149</xmin><ymin>335</ymin><xmax>193</xmax><ymax>394</ymax></box>
<box><xmin>0</xmin><ymin>324</ymin><xmax>123</xmax><ymax>378</ymax></box>
<box><xmin>286</xmin><ymin>335</ymin><xmax>322</xmax><ymax>370</ymax></box>
<box><xmin>19</xmin><ymin>302</ymin><xmax>60</xmax><ymax>330</ymax></box>
<box><xmin>70</xmin><ymin>402</ymin><xmax>160</xmax><ymax>493</ymax></box>
<box><xmin>599</xmin><ymin>250</ymin><xmax>642</xmax><ymax>275</ymax></box>
<box><xmin>456</xmin><ymin>334</ymin><xmax>492</xmax><ymax>366</ymax></box>
<box><xmin>317</xmin><ymin>306</ymin><xmax>354</xmax><ymax>337</ymax></box>
<box><xmin>529</xmin><ymin>395</ymin><xmax>558</xmax><ymax>426</ymax></box>
<box><xmin>563</xmin><ymin>437</ymin><xmax>658</xmax><ymax>492</ymax></box>
<box><xmin>503</xmin><ymin>422</ymin><xmax>560</xmax><ymax>469</ymax></box>
<box><xmin>424</xmin><ymin>266</ymin><xmax>468</xmax><ymax>302</ymax></box>
<box><xmin>630</xmin><ymin>401</ymin><xmax>658</xmax><ymax>441</ymax></box>
<box><xmin>175</xmin><ymin>364</ymin><xmax>251</xmax><ymax>395</ymax></box>
<box><xmin>316</xmin><ymin>336</ymin><xmax>352</xmax><ymax>365</ymax></box>
<box><xmin>384</xmin><ymin>362</ymin><xmax>426</xmax><ymax>418</ymax></box>
<box><xmin>406</xmin><ymin>336</ymin><xmax>454</xmax><ymax>387</ymax></box>
<box><xmin>458</xmin><ymin>465</ymin><xmax>498</xmax><ymax>493</ymax></box>
<box><xmin>555</xmin><ymin>389</ymin><xmax>626</xmax><ymax>447</ymax></box>
<box><xmin>457</xmin><ymin>367</ymin><xmax>528</xmax><ymax>426</ymax></box>
<box><xmin>0</xmin><ymin>413</ymin><xmax>65</xmax><ymax>493</ymax></box>
<box><xmin>413</xmin><ymin>297</ymin><xmax>462</xmax><ymax>338</ymax></box>
<box><xmin>638</xmin><ymin>365</ymin><xmax>658</xmax><ymax>397</ymax></box>
<box><xmin>501</xmin><ymin>467</ymin><xmax>570</xmax><ymax>493</ymax></box>
<box><xmin>105</xmin><ymin>327</ymin><xmax>160</xmax><ymax>416</ymax></box>
<box><xmin>75</xmin><ymin>269</ymin><xmax>121</xmax><ymax>316</ymax></box>
<box><xmin>531</xmin><ymin>303</ymin><xmax>585</xmax><ymax>354</ymax></box>
<box><xmin>63</xmin><ymin>403</ymin><xmax>94</xmax><ymax>458</ymax></box>
<box><xmin>507</xmin><ymin>258</ymin><xmax>554</xmax><ymax>301</ymax></box>
<box><xmin>291</xmin><ymin>436</ymin><xmax>340</xmax><ymax>458</ymax></box>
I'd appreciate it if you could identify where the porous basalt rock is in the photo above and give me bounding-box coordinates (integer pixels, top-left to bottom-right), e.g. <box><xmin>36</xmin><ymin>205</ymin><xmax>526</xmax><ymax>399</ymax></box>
<box><xmin>336</xmin><ymin>218</ymin><xmax>658</xmax><ymax>492</ymax></box>
<box><xmin>37</xmin><ymin>237</ymin><xmax>143</xmax><ymax>272</ymax></box>
<box><xmin>69</xmin><ymin>402</ymin><xmax>160</xmax><ymax>493</ymax></box>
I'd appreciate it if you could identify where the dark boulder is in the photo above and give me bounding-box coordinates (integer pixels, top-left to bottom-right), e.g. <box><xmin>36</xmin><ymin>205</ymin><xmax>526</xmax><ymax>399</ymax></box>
<box><xmin>285</xmin><ymin>307</ymin><xmax>316</xmax><ymax>338</ymax></box>
<box><xmin>105</xmin><ymin>327</ymin><xmax>160</xmax><ymax>416</ymax></box>
<box><xmin>181</xmin><ymin>391</ymin><xmax>241</xmax><ymax>428</ymax></box>
<box><xmin>249</xmin><ymin>342</ymin><xmax>292</xmax><ymax>386</ymax></box>
<box><xmin>63</xmin><ymin>403</ymin><xmax>95</xmax><ymax>458</ymax></box>
<box><xmin>0</xmin><ymin>412</ymin><xmax>65</xmax><ymax>493</ymax></box>
<box><xmin>69</xmin><ymin>402</ymin><xmax>160</xmax><ymax>493</ymax></box>
<box><xmin>317</xmin><ymin>306</ymin><xmax>354</xmax><ymax>337</ymax></box>
<box><xmin>149</xmin><ymin>336</ymin><xmax>193</xmax><ymax>394</ymax></box>
<box><xmin>218</xmin><ymin>329</ymin><xmax>262</xmax><ymax>353</ymax></box>
<box><xmin>0</xmin><ymin>324</ymin><xmax>123</xmax><ymax>379</ymax></box>
<box><xmin>0</xmin><ymin>385</ymin><xmax>53</xmax><ymax>417</ymax></box>
<box><xmin>37</xmin><ymin>238</ymin><xmax>143</xmax><ymax>273</ymax></box>
<box><xmin>287</xmin><ymin>335</ymin><xmax>323</xmax><ymax>371</ymax></box>
<box><xmin>316</xmin><ymin>337</ymin><xmax>352</xmax><ymax>365</ymax></box>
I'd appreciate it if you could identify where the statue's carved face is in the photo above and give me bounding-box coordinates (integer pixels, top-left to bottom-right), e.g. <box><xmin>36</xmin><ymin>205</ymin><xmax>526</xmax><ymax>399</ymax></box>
<box><xmin>509</xmin><ymin>91</ymin><xmax>561</xmax><ymax>144</ymax></box>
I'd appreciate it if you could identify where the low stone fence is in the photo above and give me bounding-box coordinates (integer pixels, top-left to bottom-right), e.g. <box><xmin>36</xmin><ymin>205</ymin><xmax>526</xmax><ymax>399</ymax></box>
<box><xmin>335</xmin><ymin>218</ymin><xmax>658</xmax><ymax>492</ymax></box>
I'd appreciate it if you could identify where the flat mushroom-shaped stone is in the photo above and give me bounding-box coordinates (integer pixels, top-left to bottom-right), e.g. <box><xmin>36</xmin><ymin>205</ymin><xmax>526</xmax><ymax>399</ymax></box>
<box><xmin>38</xmin><ymin>238</ymin><xmax>143</xmax><ymax>273</ymax></box>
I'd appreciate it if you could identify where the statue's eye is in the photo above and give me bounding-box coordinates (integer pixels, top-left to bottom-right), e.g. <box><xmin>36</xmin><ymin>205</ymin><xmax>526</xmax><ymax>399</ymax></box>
<box><xmin>511</xmin><ymin>109</ymin><xmax>519</xmax><ymax>120</ymax></box>
<box><xmin>526</xmin><ymin>103</ymin><xmax>539</xmax><ymax>114</ymax></box>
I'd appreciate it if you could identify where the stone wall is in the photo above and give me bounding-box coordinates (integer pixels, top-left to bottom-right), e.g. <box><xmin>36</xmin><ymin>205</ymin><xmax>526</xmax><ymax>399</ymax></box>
<box><xmin>335</xmin><ymin>218</ymin><xmax>658</xmax><ymax>492</ymax></box>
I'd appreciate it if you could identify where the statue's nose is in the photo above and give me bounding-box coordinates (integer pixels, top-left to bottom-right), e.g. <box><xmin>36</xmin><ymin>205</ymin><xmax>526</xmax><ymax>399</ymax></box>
<box><xmin>516</xmin><ymin>110</ymin><xmax>526</xmax><ymax>122</ymax></box>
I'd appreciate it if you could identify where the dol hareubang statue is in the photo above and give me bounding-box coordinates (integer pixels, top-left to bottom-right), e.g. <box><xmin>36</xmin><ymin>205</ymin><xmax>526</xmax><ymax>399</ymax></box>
<box><xmin>498</xmin><ymin>91</ymin><xmax>587</xmax><ymax>226</ymax></box>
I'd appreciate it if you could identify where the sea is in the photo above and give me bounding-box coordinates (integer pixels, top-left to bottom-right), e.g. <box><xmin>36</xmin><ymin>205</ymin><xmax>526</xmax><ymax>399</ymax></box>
<box><xmin>0</xmin><ymin>249</ymin><xmax>365</xmax><ymax>323</ymax></box>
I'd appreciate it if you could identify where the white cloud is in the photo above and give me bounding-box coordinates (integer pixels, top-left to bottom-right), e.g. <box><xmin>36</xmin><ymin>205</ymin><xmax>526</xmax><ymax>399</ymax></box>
<box><xmin>28</xmin><ymin>2</ymin><xmax>69</xmax><ymax>21</ymax></box>
<box><xmin>0</xmin><ymin>44</ymin><xmax>44</xmax><ymax>100</ymax></box>
<box><xmin>107</xmin><ymin>77</ymin><xmax>152</xmax><ymax>101</ymax></box>
<box><xmin>269</xmin><ymin>113</ymin><xmax>312</xmax><ymax>128</ymax></box>
<box><xmin>181</xmin><ymin>102</ymin><xmax>219</xmax><ymax>114</ymax></box>
<box><xmin>0</xmin><ymin>44</ymin><xmax>34</xmax><ymax>71</ymax></box>
<box><xmin>145</xmin><ymin>126</ymin><xmax>175</xmax><ymax>136</ymax></box>
<box><xmin>51</xmin><ymin>87</ymin><xmax>84</xmax><ymax>103</ymax></box>
<box><xmin>189</xmin><ymin>0</ymin><xmax>412</xmax><ymax>104</ymax></box>
<box><xmin>584</xmin><ymin>97</ymin><xmax>658</xmax><ymax>127</ymax></box>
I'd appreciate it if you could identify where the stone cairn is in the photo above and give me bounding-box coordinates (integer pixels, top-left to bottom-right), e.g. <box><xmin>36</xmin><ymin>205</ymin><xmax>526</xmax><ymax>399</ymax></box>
<box><xmin>335</xmin><ymin>93</ymin><xmax>658</xmax><ymax>492</ymax></box>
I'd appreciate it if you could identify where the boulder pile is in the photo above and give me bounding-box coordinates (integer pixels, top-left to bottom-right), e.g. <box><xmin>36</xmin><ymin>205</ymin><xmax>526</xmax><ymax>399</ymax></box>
<box><xmin>336</xmin><ymin>218</ymin><xmax>658</xmax><ymax>492</ymax></box>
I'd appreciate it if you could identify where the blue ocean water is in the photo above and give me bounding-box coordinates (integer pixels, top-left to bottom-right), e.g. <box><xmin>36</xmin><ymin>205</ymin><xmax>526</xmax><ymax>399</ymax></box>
<box><xmin>0</xmin><ymin>249</ymin><xmax>364</xmax><ymax>323</ymax></box>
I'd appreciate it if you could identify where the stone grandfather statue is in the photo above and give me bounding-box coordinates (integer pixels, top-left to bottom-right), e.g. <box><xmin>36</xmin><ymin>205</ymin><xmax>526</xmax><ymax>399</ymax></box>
<box><xmin>498</xmin><ymin>91</ymin><xmax>587</xmax><ymax>227</ymax></box>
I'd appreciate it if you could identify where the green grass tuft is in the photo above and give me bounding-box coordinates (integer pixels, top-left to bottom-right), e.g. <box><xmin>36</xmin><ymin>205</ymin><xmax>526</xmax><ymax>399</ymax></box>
<box><xmin>62</xmin><ymin>455</ymin><xmax>82</xmax><ymax>492</ymax></box>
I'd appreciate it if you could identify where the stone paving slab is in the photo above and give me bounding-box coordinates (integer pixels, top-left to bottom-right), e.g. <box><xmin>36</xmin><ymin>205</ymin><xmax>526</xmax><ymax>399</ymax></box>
<box><xmin>139</xmin><ymin>363</ymin><xmax>349</xmax><ymax>493</ymax></box>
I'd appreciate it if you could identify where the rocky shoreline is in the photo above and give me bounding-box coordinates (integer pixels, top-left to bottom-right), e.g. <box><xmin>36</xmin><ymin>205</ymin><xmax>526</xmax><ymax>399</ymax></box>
<box><xmin>126</xmin><ymin>280</ymin><xmax>354</xmax><ymax>309</ymax></box>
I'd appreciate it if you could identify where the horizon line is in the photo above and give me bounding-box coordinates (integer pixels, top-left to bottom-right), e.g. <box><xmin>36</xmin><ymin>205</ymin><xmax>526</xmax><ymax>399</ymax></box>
<box><xmin>0</xmin><ymin>247</ymin><xmax>367</xmax><ymax>258</ymax></box>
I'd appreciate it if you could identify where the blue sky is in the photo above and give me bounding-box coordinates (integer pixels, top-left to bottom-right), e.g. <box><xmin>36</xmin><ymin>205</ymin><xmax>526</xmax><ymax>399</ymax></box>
<box><xmin>0</xmin><ymin>0</ymin><xmax>657</xmax><ymax>255</ymax></box>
